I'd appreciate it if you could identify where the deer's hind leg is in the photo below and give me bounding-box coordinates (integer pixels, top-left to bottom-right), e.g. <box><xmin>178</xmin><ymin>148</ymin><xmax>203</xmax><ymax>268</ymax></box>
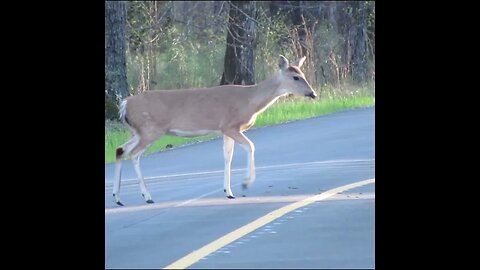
<box><xmin>129</xmin><ymin>130</ymin><xmax>165</xmax><ymax>204</ymax></box>
<box><xmin>113</xmin><ymin>132</ymin><xmax>141</xmax><ymax>206</ymax></box>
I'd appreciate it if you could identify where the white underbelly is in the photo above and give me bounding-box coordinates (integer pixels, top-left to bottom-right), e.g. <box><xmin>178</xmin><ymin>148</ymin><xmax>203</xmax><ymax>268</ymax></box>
<box><xmin>167</xmin><ymin>129</ymin><xmax>222</xmax><ymax>137</ymax></box>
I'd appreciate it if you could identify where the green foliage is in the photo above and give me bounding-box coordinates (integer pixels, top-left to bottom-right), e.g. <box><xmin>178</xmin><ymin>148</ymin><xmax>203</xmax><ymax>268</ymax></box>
<box><xmin>122</xmin><ymin>1</ymin><xmax>375</xmax><ymax>93</ymax></box>
<box><xmin>255</xmin><ymin>9</ymin><xmax>295</xmax><ymax>82</ymax></box>
<box><xmin>126</xmin><ymin>23</ymin><xmax>226</xmax><ymax>92</ymax></box>
<box><xmin>105</xmin><ymin>99</ymin><xmax>119</xmax><ymax>120</ymax></box>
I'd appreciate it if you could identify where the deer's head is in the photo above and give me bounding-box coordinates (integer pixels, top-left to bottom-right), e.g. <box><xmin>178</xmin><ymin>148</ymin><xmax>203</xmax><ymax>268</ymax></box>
<box><xmin>277</xmin><ymin>55</ymin><xmax>317</xmax><ymax>99</ymax></box>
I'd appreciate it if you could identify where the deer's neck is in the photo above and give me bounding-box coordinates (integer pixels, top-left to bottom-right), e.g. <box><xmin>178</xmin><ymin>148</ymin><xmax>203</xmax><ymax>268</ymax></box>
<box><xmin>249</xmin><ymin>72</ymin><xmax>285</xmax><ymax>115</ymax></box>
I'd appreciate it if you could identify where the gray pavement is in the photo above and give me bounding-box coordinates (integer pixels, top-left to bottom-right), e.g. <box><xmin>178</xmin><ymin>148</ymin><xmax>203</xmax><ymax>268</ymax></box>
<box><xmin>105</xmin><ymin>107</ymin><xmax>375</xmax><ymax>269</ymax></box>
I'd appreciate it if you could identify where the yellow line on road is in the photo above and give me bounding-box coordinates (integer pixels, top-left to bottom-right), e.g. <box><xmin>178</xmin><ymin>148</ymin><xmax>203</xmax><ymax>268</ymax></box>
<box><xmin>163</xmin><ymin>178</ymin><xmax>375</xmax><ymax>269</ymax></box>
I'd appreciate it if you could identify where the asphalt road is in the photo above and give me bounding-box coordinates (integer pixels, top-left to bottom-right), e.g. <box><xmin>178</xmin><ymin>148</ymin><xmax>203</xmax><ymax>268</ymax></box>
<box><xmin>105</xmin><ymin>107</ymin><xmax>375</xmax><ymax>269</ymax></box>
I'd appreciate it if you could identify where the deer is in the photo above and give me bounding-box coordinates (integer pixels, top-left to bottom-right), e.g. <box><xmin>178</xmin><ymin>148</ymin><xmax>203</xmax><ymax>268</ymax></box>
<box><xmin>112</xmin><ymin>55</ymin><xmax>317</xmax><ymax>206</ymax></box>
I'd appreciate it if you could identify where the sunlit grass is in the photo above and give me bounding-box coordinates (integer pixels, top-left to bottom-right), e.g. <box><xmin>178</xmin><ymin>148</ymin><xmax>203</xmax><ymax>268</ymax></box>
<box><xmin>256</xmin><ymin>95</ymin><xmax>374</xmax><ymax>127</ymax></box>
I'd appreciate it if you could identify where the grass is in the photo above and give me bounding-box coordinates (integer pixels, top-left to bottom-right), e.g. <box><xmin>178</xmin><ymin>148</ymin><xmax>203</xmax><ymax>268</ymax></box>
<box><xmin>105</xmin><ymin>84</ymin><xmax>374</xmax><ymax>164</ymax></box>
<box><xmin>255</xmin><ymin>95</ymin><xmax>374</xmax><ymax>127</ymax></box>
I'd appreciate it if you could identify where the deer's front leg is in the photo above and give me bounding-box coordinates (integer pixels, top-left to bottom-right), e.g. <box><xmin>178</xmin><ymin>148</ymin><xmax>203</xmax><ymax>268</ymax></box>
<box><xmin>224</xmin><ymin>131</ymin><xmax>256</xmax><ymax>189</ymax></box>
<box><xmin>223</xmin><ymin>135</ymin><xmax>235</xmax><ymax>199</ymax></box>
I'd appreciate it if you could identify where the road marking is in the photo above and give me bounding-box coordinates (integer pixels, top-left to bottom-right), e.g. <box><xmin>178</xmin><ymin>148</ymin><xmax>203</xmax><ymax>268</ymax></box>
<box><xmin>105</xmin><ymin>192</ymin><xmax>375</xmax><ymax>214</ymax></box>
<box><xmin>163</xmin><ymin>178</ymin><xmax>375</xmax><ymax>269</ymax></box>
<box><xmin>105</xmin><ymin>158</ymin><xmax>374</xmax><ymax>187</ymax></box>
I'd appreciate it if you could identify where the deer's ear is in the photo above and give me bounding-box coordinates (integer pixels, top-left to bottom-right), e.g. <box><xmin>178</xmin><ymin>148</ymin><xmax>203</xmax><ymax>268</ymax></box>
<box><xmin>279</xmin><ymin>55</ymin><xmax>289</xmax><ymax>70</ymax></box>
<box><xmin>291</xmin><ymin>56</ymin><xmax>306</xmax><ymax>68</ymax></box>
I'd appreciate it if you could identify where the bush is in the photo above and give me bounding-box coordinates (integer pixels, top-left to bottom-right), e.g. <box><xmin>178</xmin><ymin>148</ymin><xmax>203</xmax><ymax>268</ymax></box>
<box><xmin>105</xmin><ymin>99</ymin><xmax>119</xmax><ymax>120</ymax></box>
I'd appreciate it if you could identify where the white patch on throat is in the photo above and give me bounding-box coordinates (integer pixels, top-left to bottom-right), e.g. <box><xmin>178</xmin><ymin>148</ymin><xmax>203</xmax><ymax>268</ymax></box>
<box><xmin>257</xmin><ymin>96</ymin><xmax>283</xmax><ymax>114</ymax></box>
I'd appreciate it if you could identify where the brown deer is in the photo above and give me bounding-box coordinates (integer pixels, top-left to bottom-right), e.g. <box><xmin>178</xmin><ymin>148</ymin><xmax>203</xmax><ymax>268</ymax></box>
<box><xmin>113</xmin><ymin>55</ymin><xmax>317</xmax><ymax>206</ymax></box>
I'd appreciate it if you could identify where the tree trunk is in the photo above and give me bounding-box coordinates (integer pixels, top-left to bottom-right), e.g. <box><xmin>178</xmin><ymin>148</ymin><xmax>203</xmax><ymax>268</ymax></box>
<box><xmin>220</xmin><ymin>1</ymin><xmax>256</xmax><ymax>86</ymax></box>
<box><xmin>351</xmin><ymin>1</ymin><xmax>368</xmax><ymax>83</ymax></box>
<box><xmin>105</xmin><ymin>1</ymin><xmax>128</xmax><ymax>119</ymax></box>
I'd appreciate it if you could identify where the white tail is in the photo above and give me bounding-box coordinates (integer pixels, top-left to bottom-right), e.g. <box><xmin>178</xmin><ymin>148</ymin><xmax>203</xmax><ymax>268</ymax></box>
<box><xmin>112</xmin><ymin>55</ymin><xmax>317</xmax><ymax>206</ymax></box>
<box><xmin>118</xmin><ymin>99</ymin><xmax>128</xmax><ymax>122</ymax></box>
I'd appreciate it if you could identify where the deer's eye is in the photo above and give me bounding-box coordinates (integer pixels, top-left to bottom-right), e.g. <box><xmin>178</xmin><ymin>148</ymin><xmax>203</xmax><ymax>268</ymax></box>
<box><xmin>293</xmin><ymin>76</ymin><xmax>299</xmax><ymax>81</ymax></box>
